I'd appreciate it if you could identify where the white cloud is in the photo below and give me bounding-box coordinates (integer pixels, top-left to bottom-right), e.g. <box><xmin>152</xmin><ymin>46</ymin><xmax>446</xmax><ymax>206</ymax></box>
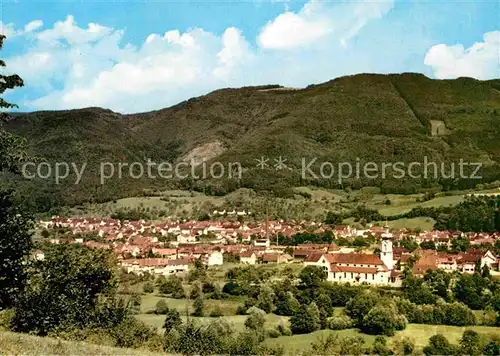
<box><xmin>7</xmin><ymin>1</ymin><xmax>493</xmax><ymax>114</ymax></box>
<box><xmin>1</xmin><ymin>1</ymin><xmax>402</xmax><ymax>113</ymax></box>
<box><xmin>1</xmin><ymin>19</ymin><xmax>44</xmax><ymax>38</ymax></box>
<box><xmin>24</xmin><ymin>20</ymin><xmax>43</xmax><ymax>33</ymax></box>
<box><xmin>1</xmin><ymin>22</ymin><xmax>17</xmax><ymax>38</ymax></box>
<box><xmin>257</xmin><ymin>0</ymin><xmax>394</xmax><ymax>50</ymax></box>
<box><xmin>424</xmin><ymin>31</ymin><xmax>500</xmax><ymax>80</ymax></box>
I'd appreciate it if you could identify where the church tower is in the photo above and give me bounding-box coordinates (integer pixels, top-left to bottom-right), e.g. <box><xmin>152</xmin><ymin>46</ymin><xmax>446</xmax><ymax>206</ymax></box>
<box><xmin>380</xmin><ymin>223</ymin><xmax>393</xmax><ymax>270</ymax></box>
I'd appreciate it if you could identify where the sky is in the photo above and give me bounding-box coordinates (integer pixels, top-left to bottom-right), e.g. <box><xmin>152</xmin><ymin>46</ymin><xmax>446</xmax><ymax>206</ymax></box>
<box><xmin>1</xmin><ymin>0</ymin><xmax>499</xmax><ymax>114</ymax></box>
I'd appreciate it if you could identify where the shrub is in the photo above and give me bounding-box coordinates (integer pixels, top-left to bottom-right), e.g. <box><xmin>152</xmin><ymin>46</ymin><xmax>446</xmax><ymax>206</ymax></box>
<box><xmin>192</xmin><ymin>295</ymin><xmax>205</xmax><ymax>317</ymax></box>
<box><xmin>267</xmin><ymin>328</ymin><xmax>280</xmax><ymax>338</ymax></box>
<box><xmin>290</xmin><ymin>302</ymin><xmax>321</xmax><ymax>334</ymax></box>
<box><xmin>345</xmin><ymin>290</ymin><xmax>379</xmax><ymax>324</ymax></box>
<box><xmin>143</xmin><ymin>283</ymin><xmax>154</xmax><ymax>294</ymax></box>
<box><xmin>155</xmin><ymin>299</ymin><xmax>168</xmax><ymax>315</ymax></box>
<box><xmin>163</xmin><ymin>308</ymin><xmax>182</xmax><ymax>334</ymax></box>
<box><xmin>236</xmin><ymin>305</ymin><xmax>247</xmax><ymax>315</ymax></box>
<box><xmin>423</xmin><ymin>334</ymin><xmax>458</xmax><ymax>355</ymax></box>
<box><xmin>244</xmin><ymin>308</ymin><xmax>266</xmax><ymax>330</ymax></box>
<box><xmin>210</xmin><ymin>305</ymin><xmax>223</xmax><ymax>317</ymax></box>
<box><xmin>328</xmin><ymin>314</ymin><xmax>355</xmax><ymax>330</ymax></box>
<box><xmin>276</xmin><ymin>323</ymin><xmax>292</xmax><ymax>336</ymax></box>
<box><xmin>361</xmin><ymin>304</ymin><xmax>407</xmax><ymax>336</ymax></box>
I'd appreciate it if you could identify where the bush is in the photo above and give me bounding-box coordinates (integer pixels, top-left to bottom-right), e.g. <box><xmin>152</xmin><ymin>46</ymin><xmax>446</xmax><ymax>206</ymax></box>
<box><xmin>155</xmin><ymin>299</ymin><xmax>168</xmax><ymax>315</ymax></box>
<box><xmin>276</xmin><ymin>323</ymin><xmax>292</xmax><ymax>336</ymax></box>
<box><xmin>328</xmin><ymin>314</ymin><xmax>355</xmax><ymax>330</ymax></box>
<box><xmin>290</xmin><ymin>302</ymin><xmax>321</xmax><ymax>334</ymax></box>
<box><xmin>0</xmin><ymin>309</ymin><xmax>14</xmax><ymax>330</ymax></box>
<box><xmin>245</xmin><ymin>308</ymin><xmax>266</xmax><ymax>330</ymax></box>
<box><xmin>192</xmin><ymin>295</ymin><xmax>205</xmax><ymax>317</ymax></box>
<box><xmin>267</xmin><ymin>328</ymin><xmax>281</xmax><ymax>338</ymax></box>
<box><xmin>209</xmin><ymin>305</ymin><xmax>223</xmax><ymax>317</ymax></box>
<box><xmin>423</xmin><ymin>334</ymin><xmax>458</xmax><ymax>355</ymax></box>
<box><xmin>361</xmin><ymin>304</ymin><xmax>407</xmax><ymax>336</ymax></box>
<box><xmin>143</xmin><ymin>283</ymin><xmax>154</xmax><ymax>294</ymax></box>
<box><xmin>345</xmin><ymin>290</ymin><xmax>379</xmax><ymax>324</ymax></box>
<box><xmin>236</xmin><ymin>305</ymin><xmax>247</xmax><ymax>315</ymax></box>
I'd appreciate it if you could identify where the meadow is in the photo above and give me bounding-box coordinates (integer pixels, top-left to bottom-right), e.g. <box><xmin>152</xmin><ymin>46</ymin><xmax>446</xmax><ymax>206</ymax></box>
<box><xmin>133</xmin><ymin>292</ymin><xmax>500</xmax><ymax>354</ymax></box>
<box><xmin>59</xmin><ymin>185</ymin><xmax>496</xmax><ymax>231</ymax></box>
<box><xmin>0</xmin><ymin>331</ymin><xmax>164</xmax><ymax>356</ymax></box>
<box><xmin>262</xmin><ymin>325</ymin><xmax>500</xmax><ymax>354</ymax></box>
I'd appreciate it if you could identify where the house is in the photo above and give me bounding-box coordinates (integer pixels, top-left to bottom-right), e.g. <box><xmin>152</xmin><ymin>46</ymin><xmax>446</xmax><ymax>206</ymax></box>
<box><xmin>261</xmin><ymin>253</ymin><xmax>290</xmax><ymax>264</ymax></box>
<box><xmin>240</xmin><ymin>251</ymin><xmax>257</xmax><ymax>265</ymax></box>
<box><xmin>327</xmin><ymin>227</ymin><xmax>400</xmax><ymax>286</ymax></box>
<box><xmin>328</xmin><ymin>253</ymin><xmax>392</xmax><ymax>285</ymax></box>
<box><xmin>303</xmin><ymin>253</ymin><xmax>335</xmax><ymax>273</ymax></box>
<box><xmin>254</xmin><ymin>239</ymin><xmax>270</xmax><ymax>248</ymax></box>
<box><xmin>121</xmin><ymin>258</ymin><xmax>189</xmax><ymax>276</ymax></box>
<box><xmin>207</xmin><ymin>251</ymin><xmax>223</xmax><ymax>266</ymax></box>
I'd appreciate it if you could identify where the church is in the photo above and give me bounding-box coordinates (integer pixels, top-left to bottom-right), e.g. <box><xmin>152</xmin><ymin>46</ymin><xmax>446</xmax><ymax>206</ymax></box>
<box><xmin>304</xmin><ymin>227</ymin><xmax>401</xmax><ymax>286</ymax></box>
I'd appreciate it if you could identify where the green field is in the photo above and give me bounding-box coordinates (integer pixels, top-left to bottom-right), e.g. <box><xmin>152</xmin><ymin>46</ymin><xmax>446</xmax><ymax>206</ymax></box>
<box><xmin>135</xmin><ymin>292</ymin><xmax>500</xmax><ymax>354</ymax></box>
<box><xmin>61</xmin><ymin>186</ymin><xmax>482</xmax><ymax>231</ymax></box>
<box><xmin>262</xmin><ymin>325</ymin><xmax>500</xmax><ymax>354</ymax></box>
<box><xmin>0</xmin><ymin>331</ymin><xmax>163</xmax><ymax>356</ymax></box>
<box><xmin>138</xmin><ymin>295</ymin><xmax>243</xmax><ymax>316</ymax></box>
<box><xmin>136</xmin><ymin>313</ymin><xmax>290</xmax><ymax>333</ymax></box>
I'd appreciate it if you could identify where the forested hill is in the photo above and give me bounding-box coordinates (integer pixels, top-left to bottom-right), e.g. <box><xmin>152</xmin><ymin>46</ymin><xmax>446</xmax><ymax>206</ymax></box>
<box><xmin>5</xmin><ymin>73</ymin><xmax>500</xmax><ymax>212</ymax></box>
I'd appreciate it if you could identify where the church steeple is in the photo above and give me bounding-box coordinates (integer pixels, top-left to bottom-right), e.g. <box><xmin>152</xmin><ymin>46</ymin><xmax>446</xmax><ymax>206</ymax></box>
<box><xmin>380</xmin><ymin>224</ymin><xmax>393</xmax><ymax>270</ymax></box>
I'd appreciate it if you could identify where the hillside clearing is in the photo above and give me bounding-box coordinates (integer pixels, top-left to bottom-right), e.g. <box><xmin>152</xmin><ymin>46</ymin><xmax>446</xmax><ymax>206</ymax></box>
<box><xmin>0</xmin><ymin>331</ymin><xmax>163</xmax><ymax>355</ymax></box>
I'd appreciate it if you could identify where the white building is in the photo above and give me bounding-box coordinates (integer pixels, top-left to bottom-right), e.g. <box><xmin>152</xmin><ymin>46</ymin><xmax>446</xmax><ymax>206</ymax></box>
<box><xmin>207</xmin><ymin>251</ymin><xmax>223</xmax><ymax>266</ymax></box>
<box><xmin>254</xmin><ymin>239</ymin><xmax>270</xmax><ymax>248</ymax></box>
<box><xmin>304</xmin><ymin>226</ymin><xmax>400</xmax><ymax>286</ymax></box>
<box><xmin>240</xmin><ymin>251</ymin><xmax>257</xmax><ymax>265</ymax></box>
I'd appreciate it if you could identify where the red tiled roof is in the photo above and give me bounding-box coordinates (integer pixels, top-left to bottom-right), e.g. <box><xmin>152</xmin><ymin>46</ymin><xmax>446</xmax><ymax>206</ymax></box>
<box><xmin>329</xmin><ymin>253</ymin><xmax>384</xmax><ymax>266</ymax></box>
<box><xmin>304</xmin><ymin>253</ymin><xmax>324</xmax><ymax>262</ymax></box>
<box><xmin>240</xmin><ymin>251</ymin><xmax>255</xmax><ymax>258</ymax></box>
<box><xmin>333</xmin><ymin>266</ymin><xmax>379</xmax><ymax>274</ymax></box>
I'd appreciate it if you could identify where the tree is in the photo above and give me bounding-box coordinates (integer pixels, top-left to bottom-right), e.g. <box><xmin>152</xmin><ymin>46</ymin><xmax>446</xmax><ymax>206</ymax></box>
<box><xmin>451</xmin><ymin>237</ymin><xmax>470</xmax><ymax>253</ymax></box>
<box><xmin>402</xmin><ymin>274</ymin><xmax>437</xmax><ymax>305</ymax></box>
<box><xmin>345</xmin><ymin>290</ymin><xmax>379</xmax><ymax>324</ymax></box>
<box><xmin>0</xmin><ymin>35</ymin><xmax>33</xmax><ymax>310</ymax></box>
<box><xmin>420</xmin><ymin>240</ymin><xmax>436</xmax><ymax>250</ymax></box>
<box><xmin>423</xmin><ymin>334</ymin><xmax>457</xmax><ymax>356</ymax></box>
<box><xmin>361</xmin><ymin>304</ymin><xmax>407</xmax><ymax>336</ymax></box>
<box><xmin>392</xmin><ymin>337</ymin><xmax>415</xmax><ymax>355</ymax></box>
<box><xmin>159</xmin><ymin>275</ymin><xmax>185</xmax><ymax>298</ymax></box>
<box><xmin>460</xmin><ymin>330</ymin><xmax>484</xmax><ymax>356</ymax></box>
<box><xmin>244</xmin><ymin>307</ymin><xmax>265</xmax><ymax>330</ymax></box>
<box><xmin>11</xmin><ymin>244</ymin><xmax>116</xmax><ymax>335</ymax></box>
<box><xmin>484</xmin><ymin>340</ymin><xmax>500</xmax><ymax>356</ymax></box>
<box><xmin>192</xmin><ymin>294</ymin><xmax>205</xmax><ymax>317</ymax></box>
<box><xmin>482</xmin><ymin>264</ymin><xmax>491</xmax><ymax>279</ymax></box>
<box><xmin>424</xmin><ymin>269</ymin><xmax>451</xmax><ymax>300</ymax></box>
<box><xmin>155</xmin><ymin>299</ymin><xmax>169</xmax><ymax>314</ymax></box>
<box><xmin>256</xmin><ymin>286</ymin><xmax>275</xmax><ymax>313</ymax></box>
<box><xmin>290</xmin><ymin>302</ymin><xmax>320</xmax><ymax>334</ymax></box>
<box><xmin>371</xmin><ymin>336</ymin><xmax>392</xmax><ymax>356</ymax></box>
<box><xmin>453</xmin><ymin>274</ymin><xmax>485</xmax><ymax>310</ymax></box>
<box><xmin>190</xmin><ymin>281</ymin><xmax>202</xmax><ymax>300</ymax></box>
<box><xmin>143</xmin><ymin>282</ymin><xmax>154</xmax><ymax>293</ymax></box>
<box><xmin>275</xmin><ymin>291</ymin><xmax>300</xmax><ymax>316</ymax></box>
<box><xmin>299</xmin><ymin>265</ymin><xmax>327</xmax><ymax>288</ymax></box>
<box><xmin>163</xmin><ymin>307</ymin><xmax>182</xmax><ymax>334</ymax></box>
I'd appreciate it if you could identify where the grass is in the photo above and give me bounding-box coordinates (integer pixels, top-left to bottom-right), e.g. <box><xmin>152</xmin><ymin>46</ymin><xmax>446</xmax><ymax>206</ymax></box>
<box><xmin>139</xmin><ymin>294</ymin><xmax>244</xmax><ymax>316</ymax></box>
<box><xmin>263</xmin><ymin>324</ymin><xmax>500</xmax><ymax>354</ymax></box>
<box><xmin>136</xmin><ymin>313</ymin><xmax>290</xmax><ymax>334</ymax></box>
<box><xmin>375</xmin><ymin>217</ymin><xmax>436</xmax><ymax>231</ymax></box>
<box><xmin>0</xmin><ymin>330</ymin><xmax>164</xmax><ymax>356</ymax></box>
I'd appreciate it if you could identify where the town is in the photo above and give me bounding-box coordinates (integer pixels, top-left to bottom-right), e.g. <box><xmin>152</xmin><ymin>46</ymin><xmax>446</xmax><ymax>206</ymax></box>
<box><xmin>35</xmin><ymin>215</ymin><xmax>500</xmax><ymax>287</ymax></box>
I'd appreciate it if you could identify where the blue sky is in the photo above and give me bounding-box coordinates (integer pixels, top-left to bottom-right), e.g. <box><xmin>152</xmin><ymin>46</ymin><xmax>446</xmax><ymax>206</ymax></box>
<box><xmin>1</xmin><ymin>0</ymin><xmax>499</xmax><ymax>113</ymax></box>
